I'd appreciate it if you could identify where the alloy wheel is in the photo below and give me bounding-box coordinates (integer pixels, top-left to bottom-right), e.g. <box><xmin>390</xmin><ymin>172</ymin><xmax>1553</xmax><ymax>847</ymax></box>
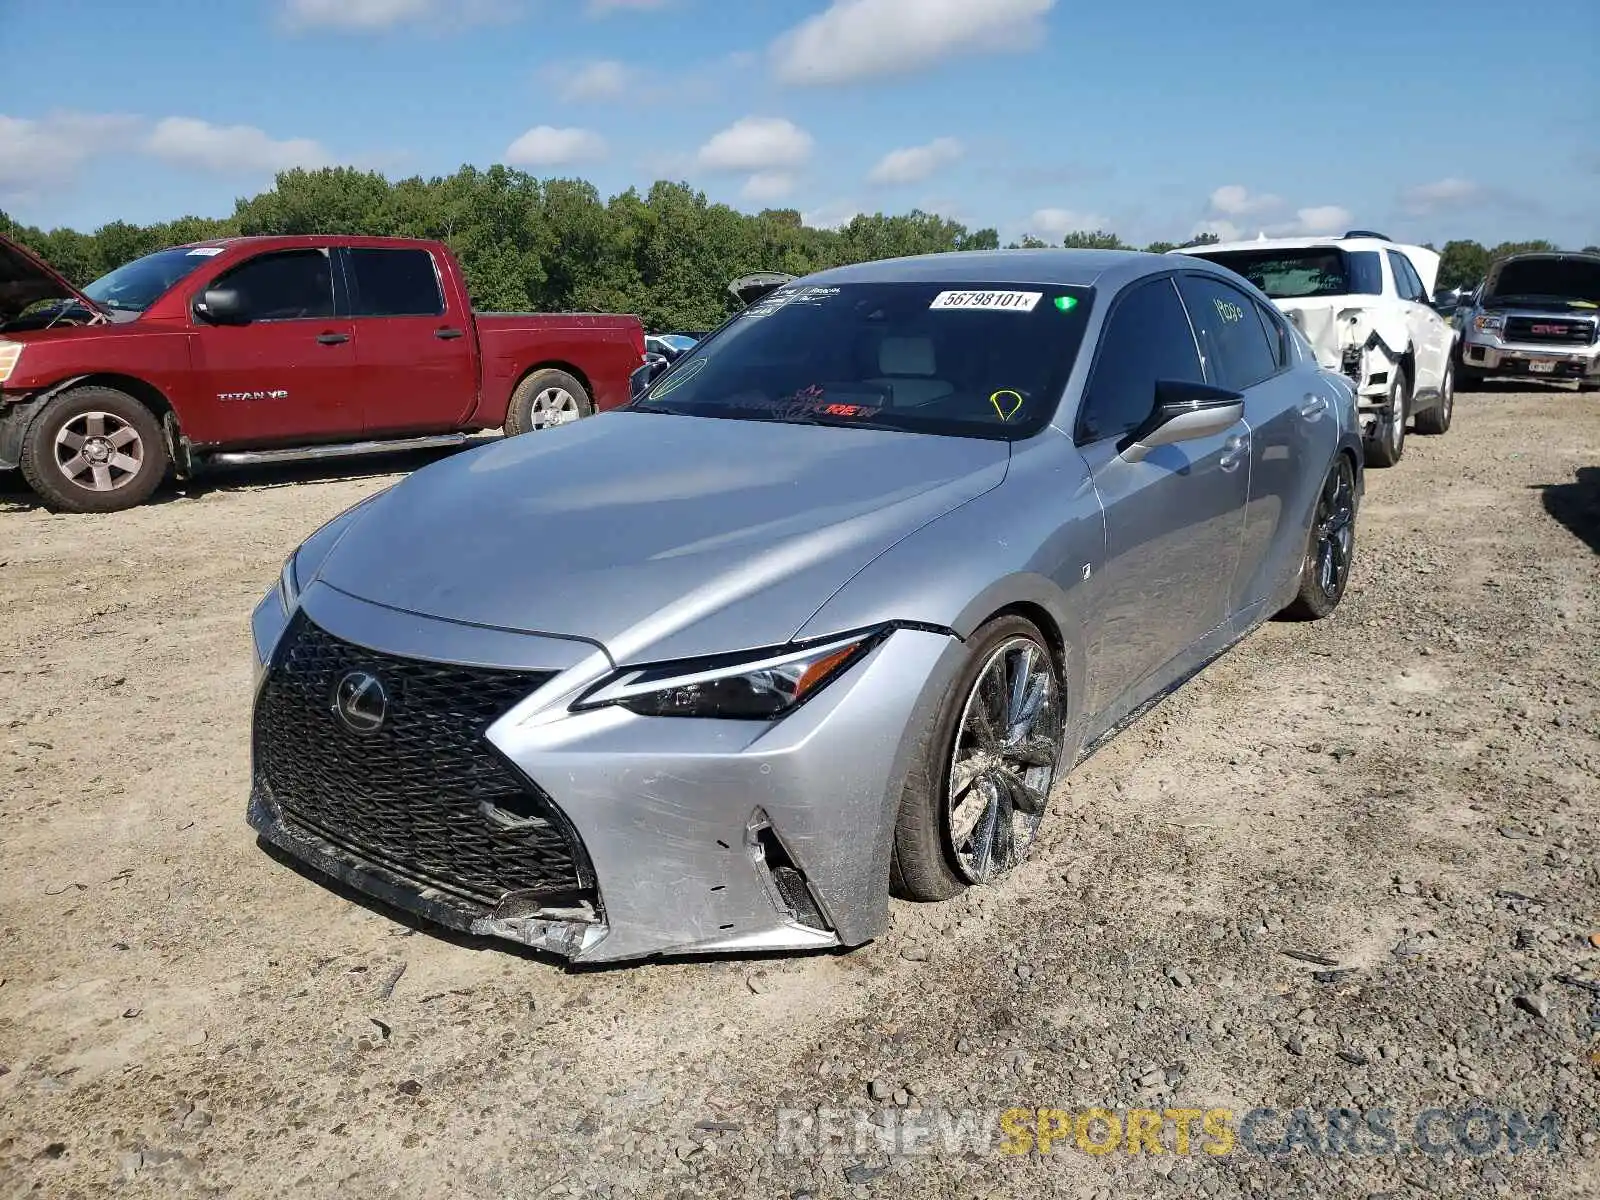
<box><xmin>54</xmin><ymin>411</ymin><xmax>145</xmax><ymax>492</ymax></box>
<box><xmin>1388</xmin><ymin>382</ymin><xmax>1406</xmax><ymax>455</ymax></box>
<box><xmin>1314</xmin><ymin>459</ymin><xmax>1357</xmax><ymax>599</ymax></box>
<box><xmin>527</xmin><ymin>387</ymin><xmax>581</xmax><ymax>430</ymax></box>
<box><xmin>946</xmin><ymin>636</ymin><xmax>1064</xmax><ymax>883</ymax></box>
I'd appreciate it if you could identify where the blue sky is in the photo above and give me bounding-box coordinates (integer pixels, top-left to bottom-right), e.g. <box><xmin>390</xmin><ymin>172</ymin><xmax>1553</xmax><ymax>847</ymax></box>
<box><xmin>4</xmin><ymin>0</ymin><xmax>1597</xmax><ymax>248</ymax></box>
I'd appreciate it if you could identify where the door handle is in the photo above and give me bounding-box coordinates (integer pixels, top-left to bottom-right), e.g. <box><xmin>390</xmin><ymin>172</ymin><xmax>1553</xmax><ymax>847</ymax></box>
<box><xmin>1299</xmin><ymin>393</ymin><xmax>1329</xmax><ymax>419</ymax></box>
<box><xmin>434</xmin><ymin>327</ymin><xmax>464</xmax><ymax>340</ymax></box>
<box><xmin>1219</xmin><ymin>434</ymin><xmax>1249</xmax><ymax>472</ymax></box>
<box><xmin>316</xmin><ymin>332</ymin><xmax>350</xmax><ymax>345</ymax></box>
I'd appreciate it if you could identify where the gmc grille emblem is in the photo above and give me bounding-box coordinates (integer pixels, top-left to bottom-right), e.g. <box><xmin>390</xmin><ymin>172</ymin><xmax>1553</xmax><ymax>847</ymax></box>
<box><xmin>1530</xmin><ymin>325</ymin><xmax>1567</xmax><ymax>336</ymax></box>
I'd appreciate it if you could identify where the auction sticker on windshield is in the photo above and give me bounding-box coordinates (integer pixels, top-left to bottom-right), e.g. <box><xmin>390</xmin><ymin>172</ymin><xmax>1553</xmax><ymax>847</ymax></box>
<box><xmin>930</xmin><ymin>290</ymin><xmax>1043</xmax><ymax>312</ymax></box>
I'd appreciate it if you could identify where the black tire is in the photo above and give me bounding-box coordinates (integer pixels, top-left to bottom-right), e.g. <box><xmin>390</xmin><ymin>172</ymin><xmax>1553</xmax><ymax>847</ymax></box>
<box><xmin>18</xmin><ymin>385</ymin><xmax>168</xmax><ymax>513</ymax></box>
<box><xmin>889</xmin><ymin>615</ymin><xmax>1065</xmax><ymax>902</ymax></box>
<box><xmin>504</xmin><ymin>368</ymin><xmax>593</xmax><ymax>436</ymax></box>
<box><xmin>1279</xmin><ymin>454</ymin><xmax>1358</xmax><ymax>621</ymax></box>
<box><xmin>1363</xmin><ymin>366</ymin><xmax>1410</xmax><ymax>467</ymax></box>
<box><xmin>1414</xmin><ymin>360</ymin><xmax>1453</xmax><ymax>435</ymax></box>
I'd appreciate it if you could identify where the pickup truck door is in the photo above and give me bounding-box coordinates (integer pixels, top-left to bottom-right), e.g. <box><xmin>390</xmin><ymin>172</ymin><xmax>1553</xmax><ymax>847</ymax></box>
<box><xmin>340</xmin><ymin>246</ymin><xmax>478</xmax><ymax>436</ymax></box>
<box><xmin>188</xmin><ymin>246</ymin><xmax>356</xmax><ymax>445</ymax></box>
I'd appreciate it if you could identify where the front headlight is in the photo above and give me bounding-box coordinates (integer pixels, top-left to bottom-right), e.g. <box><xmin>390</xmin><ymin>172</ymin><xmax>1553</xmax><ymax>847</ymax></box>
<box><xmin>1473</xmin><ymin>314</ymin><xmax>1504</xmax><ymax>333</ymax></box>
<box><xmin>278</xmin><ymin>550</ymin><xmax>301</xmax><ymax>610</ymax></box>
<box><xmin>574</xmin><ymin>630</ymin><xmax>884</xmax><ymax>719</ymax></box>
<box><xmin>0</xmin><ymin>341</ymin><xmax>22</xmax><ymax>384</ymax></box>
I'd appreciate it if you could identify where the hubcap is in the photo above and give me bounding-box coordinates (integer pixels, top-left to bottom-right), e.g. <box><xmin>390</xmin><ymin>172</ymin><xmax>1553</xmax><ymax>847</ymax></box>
<box><xmin>1442</xmin><ymin>367</ymin><xmax>1454</xmax><ymax>420</ymax></box>
<box><xmin>55</xmin><ymin>411</ymin><xmax>144</xmax><ymax>492</ymax></box>
<box><xmin>1390</xmin><ymin>384</ymin><xmax>1405</xmax><ymax>452</ymax></box>
<box><xmin>947</xmin><ymin>636</ymin><xmax>1064</xmax><ymax>884</ymax></box>
<box><xmin>528</xmin><ymin>387</ymin><xmax>580</xmax><ymax>430</ymax></box>
<box><xmin>1313</xmin><ymin>460</ymin><xmax>1356</xmax><ymax>598</ymax></box>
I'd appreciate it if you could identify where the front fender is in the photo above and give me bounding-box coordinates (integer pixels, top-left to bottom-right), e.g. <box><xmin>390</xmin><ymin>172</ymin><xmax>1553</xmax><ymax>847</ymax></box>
<box><xmin>794</xmin><ymin>431</ymin><xmax>1102</xmax><ymax>761</ymax></box>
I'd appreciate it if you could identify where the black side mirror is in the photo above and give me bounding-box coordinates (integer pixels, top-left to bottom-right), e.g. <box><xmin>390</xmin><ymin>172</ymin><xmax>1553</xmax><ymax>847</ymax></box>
<box><xmin>196</xmin><ymin>287</ymin><xmax>247</xmax><ymax>325</ymax></box>
<box><xmin>629</xmin><ymin>355</ymin><xmax>670</xmax><ymax>400</ymax></box>
<box><xmin>1118</xmin><ymin>379</ymin><xmax>1244</xmax><ymax>462</ymax></box>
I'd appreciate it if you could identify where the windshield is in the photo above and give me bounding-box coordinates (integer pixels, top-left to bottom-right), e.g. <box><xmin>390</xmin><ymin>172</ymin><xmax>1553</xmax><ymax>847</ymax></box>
<box><xmin>1485</xmin><ymin>258</ymin><xmax>1600</xmax><ymax>308</ymax></box>
<box><xmin>82</xmin><ymin>246</ymin><xmax>216</xmax><ymax>313</ymax></box>
<box><xmin>631</xmin><ymin>281</ymin><xmax>1095</xmax><ymax>440</ymax></box>
<box><xmin>1187</xmin><ymin>248</ymin><xmax>1383</xmax><ymax>299</ymax></box>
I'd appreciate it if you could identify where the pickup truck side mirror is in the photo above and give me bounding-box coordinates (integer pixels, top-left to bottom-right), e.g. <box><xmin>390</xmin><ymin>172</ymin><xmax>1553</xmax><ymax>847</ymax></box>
<box><xmin>196</xmin><ymin>287</ymin><xmax>248</xmax><ymax>325</ymax></box>
<box><xmin>1117</xmin><ymin>379</ymin><xmax>1244</xmax><ymax>463</ymax></box>
<box><xmin>629</xmin><ymin>354</ymin><xmax>670</xmax><ymax>401</ymax></box>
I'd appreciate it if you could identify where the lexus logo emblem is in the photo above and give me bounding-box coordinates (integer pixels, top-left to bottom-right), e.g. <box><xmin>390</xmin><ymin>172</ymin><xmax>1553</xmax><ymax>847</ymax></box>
<box><xmin>332</xmin><ymin>670</ymin><xmax>388</xmax><ymax>735</ymax></box>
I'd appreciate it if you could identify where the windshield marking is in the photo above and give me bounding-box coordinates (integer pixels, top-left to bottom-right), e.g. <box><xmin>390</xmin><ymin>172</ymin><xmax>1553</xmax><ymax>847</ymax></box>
<box><xmin>929</xmin><ymin>290</ymin><xmax>1042</xmax><ymax>312</ymax></box>
<box><xmin>989</xmin><ymin>390</ymin><xmax>1025</xmax><ymax>421</ymax></box>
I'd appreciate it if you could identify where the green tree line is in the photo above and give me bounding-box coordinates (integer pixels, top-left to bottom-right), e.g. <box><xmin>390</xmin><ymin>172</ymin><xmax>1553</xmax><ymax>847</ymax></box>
<box><xmin>3</xmin><ymin>167</ymin><xmax>1592</xmax><ymax>329</ymax></box>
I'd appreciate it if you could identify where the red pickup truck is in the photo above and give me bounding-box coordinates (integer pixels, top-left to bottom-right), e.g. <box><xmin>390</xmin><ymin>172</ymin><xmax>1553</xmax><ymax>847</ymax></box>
<box><xmin>0</xmin><ymin>234</ymin><xmax>645</xmax><ymax>512</ymax></box>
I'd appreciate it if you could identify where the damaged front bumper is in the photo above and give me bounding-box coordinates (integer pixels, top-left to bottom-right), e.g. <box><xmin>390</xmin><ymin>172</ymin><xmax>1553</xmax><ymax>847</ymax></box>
<box><xmin>248</xmin><ymin>579</ymin><xmax>963</xmax><ymax>964</ymax></box>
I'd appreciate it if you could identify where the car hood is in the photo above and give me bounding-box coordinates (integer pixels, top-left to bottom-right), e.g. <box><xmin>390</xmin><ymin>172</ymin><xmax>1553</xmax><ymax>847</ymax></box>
<box><xmin>0</xmin><ymin>234</ymin><xmax>96</xmax><ymax>323</ymax></box>
<box><xmin>316</xmin><ymin>411</ymin><xmax>1009</xmax><ymax>664</ymax></box>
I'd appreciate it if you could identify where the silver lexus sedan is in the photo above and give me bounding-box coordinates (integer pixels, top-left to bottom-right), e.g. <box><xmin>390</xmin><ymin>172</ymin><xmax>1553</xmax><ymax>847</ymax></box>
<box><xmin>248</xmin><ymin>250</ymin><xmax>1363</xmax><ymax>963</ymax></box>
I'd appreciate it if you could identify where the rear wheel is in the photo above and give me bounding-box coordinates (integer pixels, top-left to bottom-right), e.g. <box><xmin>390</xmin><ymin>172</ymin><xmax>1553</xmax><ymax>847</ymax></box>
<box><xmin>504</xmin><ymin>368</ymin><xmax>593</xmax><ymax>436</ymax></box>
<box><xmin>1414</xmin><ymin>360</ymin><xmax>1453</xmax><ymax>435</ymax></box>
<box><xmin>18</xmin><ymin>385</ymin><xmax>168</xmax><ymax>513</ymax></box>
<box><xmin>890</xmin><ymin>616</ymin><xmax>1066</xmax><ymax>901</ymax></box>
<box><xmin>1279</xmin><ymin>454</ymin><xmax>1357</xmax><ymax>621</ymax></box>
<box><xmin>1363</xmin><ymin>367</ymin><xmax>1410</xmax><ymax>467</ymax></box>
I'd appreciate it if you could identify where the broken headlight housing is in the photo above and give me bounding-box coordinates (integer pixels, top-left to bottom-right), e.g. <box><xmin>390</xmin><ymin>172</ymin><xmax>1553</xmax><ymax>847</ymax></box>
<box><xmin>575</xmin><ymin>630</ymin><xmax>884</xmax><ymax>719</ymax></box>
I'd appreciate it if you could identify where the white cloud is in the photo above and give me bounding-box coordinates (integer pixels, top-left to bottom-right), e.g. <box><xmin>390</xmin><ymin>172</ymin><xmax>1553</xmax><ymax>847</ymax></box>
<box><xmin>558</xmin><ymin>60</ymin><xmax>629</xmax><ymax>102</ymax></box>
<box><xmin>0</xmin><ymin>112</ymin><xmax>140</xmax><ymax>193</ymax></box>
<box><xmin>282</xmin><ymin>0</ymin><xmax>516</xmax><ymax>31</ymax></box>
<box><xmin>504</xmin><ymin>125</ymin><xmax>608</xmax><ymax>166</ymax></box>
<box><xmin>802</xmin><ymin>200</ymin><xmax>865</xmax><ymax>230</ymax></box>
<box><xmin>1286</xmin><ymin>205</ymin><xmax>1352</xmax><ymax>234</ymax></box>
<box><xmin>1190</xmin><ymin>202</ymin><xmax>1353</xmax><ymax>243</ymax></box>
<box><xmin>697</xmin><ymin>116</ymin><xmax>813</xmax><ymax>172</ymax></box>
<box><xmin>773</xmin><ymin>0</ymin><xmax>1053</xmax><ymax>85</ymax></box>
<box><xmin>741</xmin><ymin>171</ymin><xmax>796</xmax><ymax>202</ymax></box>
<box><xmin>867</xmin><ymin>137</ymin><xmax>962</xmax><ymax>186</ymax></box>
<box><xmin>1028</xmin><ymin>207</ymin><xmax>1113</xmax><ymax>240</ymax></box>
<box><xmin>1400</xmin><ymin>177</ymin><xmax>1482</xmax><ymax>216</ymax></box>
<box><xmin>145</xmin><ymin>118</ymin><xmax>330</xmax><ymax>175</ymax></box>
<box><xmin>1208</xmin><ymin>184</ymin><xmax>1284</xmax><ymax>217</ymax></box>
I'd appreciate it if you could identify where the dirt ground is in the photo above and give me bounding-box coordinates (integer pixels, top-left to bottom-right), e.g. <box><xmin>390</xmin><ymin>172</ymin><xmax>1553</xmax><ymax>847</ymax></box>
<box><xmin>1</xmin><ymin>386</ymin><xmax>1596</xmax><ymax>1200</ymax></box>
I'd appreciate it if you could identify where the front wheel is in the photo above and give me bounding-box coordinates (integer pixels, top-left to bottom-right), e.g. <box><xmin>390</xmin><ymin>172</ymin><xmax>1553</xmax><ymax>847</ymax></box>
<box><xmin>1279</xmin><ymin>454</ymin><xmax>1357</xmax><ymax>621</ymax></box>
<box><xmin>18</xmin><ymin>385</ymin><xmax>169</xmax><ymax>513</ymax></box>
<box><xmin>1363</xmin><ymin>367</ymin><xmax>1410</xmax><ymax>467</ymax></box>
<box><xmin>890</xmin><ymin>616</ymin><xmax>1066</xmax><ymax>901</ymax></box>
<box><xmin>504</xmin><ymin>368</ymin><xmax>593</xmax><ymax>436</ymax></box>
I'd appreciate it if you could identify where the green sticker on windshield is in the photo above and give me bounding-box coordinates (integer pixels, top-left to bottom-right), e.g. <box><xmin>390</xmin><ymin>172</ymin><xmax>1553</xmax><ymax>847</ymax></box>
<box><xmin>1054</xmin><ymin>296</ymin><xmax>1078</xmax><ymax>312</ymax></box>
<box><xmin>647</xmin><ymin>356</ymin><xmax>707</xmax><ymax>399</ymax></box>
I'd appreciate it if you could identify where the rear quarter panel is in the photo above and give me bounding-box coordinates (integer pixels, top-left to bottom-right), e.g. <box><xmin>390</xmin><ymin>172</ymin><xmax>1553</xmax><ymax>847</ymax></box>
<box><xmin>471</xmin><ymin>314</ymin><xmax>645</xmax><ymax>425</ymax></box>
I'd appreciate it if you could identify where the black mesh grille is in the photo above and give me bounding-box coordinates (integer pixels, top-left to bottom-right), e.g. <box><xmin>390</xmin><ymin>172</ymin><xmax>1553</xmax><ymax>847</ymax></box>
<box><xmin>1503</xmin><ymin>316</ymin><xmax>1595</xmax><ymax>346</ymax></box>
<box><xmin>253</xmin><ymin>613</ymin><xmax>591</xmax><ymax>909</ymax></box>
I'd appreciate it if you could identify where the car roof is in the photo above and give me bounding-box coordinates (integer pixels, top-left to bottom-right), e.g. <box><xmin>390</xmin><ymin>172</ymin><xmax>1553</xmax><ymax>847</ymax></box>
<box><xmin>1174</xmin><ymin>235</ymin><xmax>1396</xmax><ymax>255</ymax></box>
<box><xmin>800</xmin><ymin>248</ymin><xmax>1225</xmax><ymax>292</ymax></box>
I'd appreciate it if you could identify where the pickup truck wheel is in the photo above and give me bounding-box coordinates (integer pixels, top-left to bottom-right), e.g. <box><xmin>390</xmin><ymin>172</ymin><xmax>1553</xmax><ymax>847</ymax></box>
<box><xmin>19</xmin><ymin>386</ymin><xmax>168</xmax><ymax>513</ymax></box>
<box><xmin>1414</xmin><ymin>361</ymin><xmax>1453</xmax><ymax>435</ymax></box>
<box><xmin>1363</xmin><ymin>367</ymin><xmax>1409</xmax><ymax>468</ymax></box>
<box><xmin>505</xmin><ymin>369</ymin><xmax>593</xmax><ymax>436</ymax></box>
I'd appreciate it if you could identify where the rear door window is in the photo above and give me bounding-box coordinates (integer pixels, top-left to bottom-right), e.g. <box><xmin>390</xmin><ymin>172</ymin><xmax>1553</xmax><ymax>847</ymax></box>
<box><xmin>345</xmin><ymin>248</ymin><xmax>446</xmax><ymax>317</ymax></box>
<box><xmin>1177</xmin><ymin>275</ymin><xmax>1281</xmax><ymax>391</ymax></box>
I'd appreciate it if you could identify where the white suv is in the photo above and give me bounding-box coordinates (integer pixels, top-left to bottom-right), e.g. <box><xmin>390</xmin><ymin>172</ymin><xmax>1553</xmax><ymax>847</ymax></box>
<box><xmin>1172</xmin><ymin>233</ymin><xmax>1456</xmax><ymax>465</ymax></box>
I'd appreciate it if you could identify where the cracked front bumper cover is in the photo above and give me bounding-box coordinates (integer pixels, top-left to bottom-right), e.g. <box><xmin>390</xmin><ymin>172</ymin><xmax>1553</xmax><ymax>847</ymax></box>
<box><xmin>249</xmin><ymin>580</ymin><xmax>966</xmax><ymax>964</ymax></box>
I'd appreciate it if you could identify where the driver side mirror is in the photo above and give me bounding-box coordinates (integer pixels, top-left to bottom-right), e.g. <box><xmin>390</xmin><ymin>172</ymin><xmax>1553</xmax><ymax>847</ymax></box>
<box><xmin>195</xmin><ymin>287</ymin><xmax>247</xmax><ymax>325</ymax></box>
<box><xmin>629</xmin><ymin>354</ymin><xmax>670</xmax><ymax>400</ymax></box>
<box><xmin>1118</xmin><ymin>379</ymin><xmax>1244</xmax><ymax>463</ymax></box>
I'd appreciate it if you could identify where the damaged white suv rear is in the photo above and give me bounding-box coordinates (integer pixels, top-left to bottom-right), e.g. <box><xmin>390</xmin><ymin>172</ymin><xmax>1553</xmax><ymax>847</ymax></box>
<box><xmin>1174</xmin><ymin>234</ymin><xmax>1456</xmax><ymax>465</ymax></box>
